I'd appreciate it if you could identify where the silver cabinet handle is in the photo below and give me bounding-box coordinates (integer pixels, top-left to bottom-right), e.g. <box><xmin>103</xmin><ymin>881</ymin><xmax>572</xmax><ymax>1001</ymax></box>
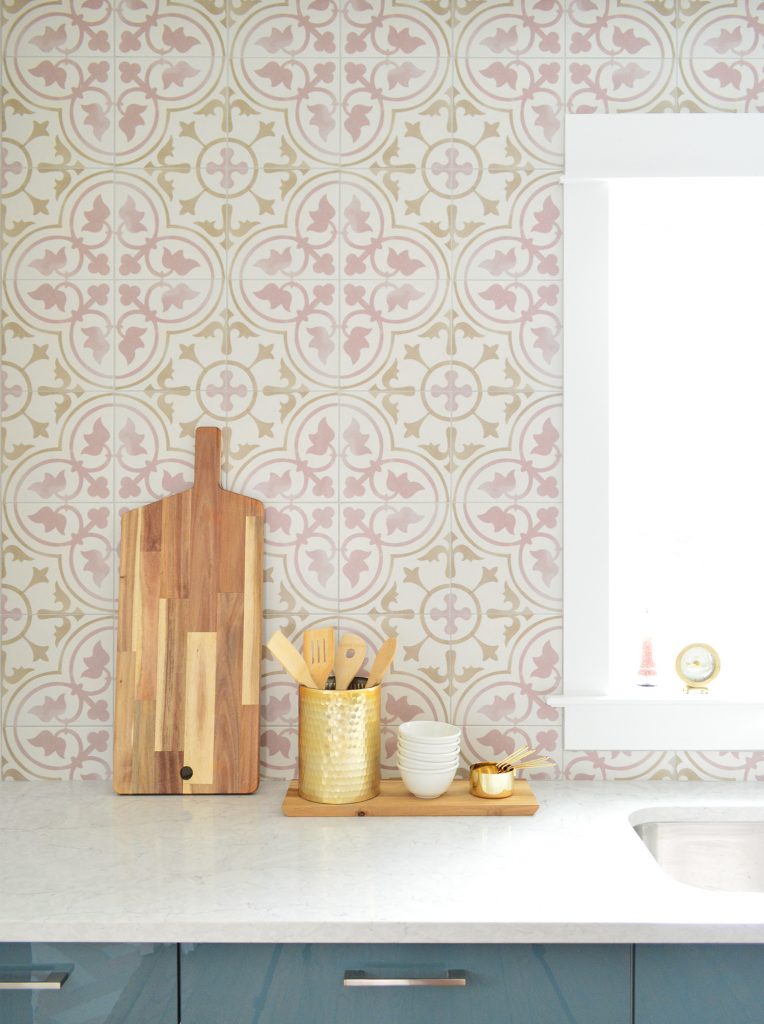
<box><xmin>344</xmin><ymin>970</ymin><xmax>467</xmax><ymax>987</ymax></box>
<box><xmin>0</xmin><ymin>971</ymin><xmax>70</xmax><ymax>991</ymax></box>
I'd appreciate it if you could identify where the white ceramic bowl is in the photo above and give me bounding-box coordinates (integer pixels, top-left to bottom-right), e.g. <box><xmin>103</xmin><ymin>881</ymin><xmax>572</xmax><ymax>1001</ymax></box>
<box><xmin>398</xmin><ymin>748</ymin><xmax>458</xmax><ymax>763</ymax></box>
<box><xmin>397</xmin><ymin>741</ymin><xmax>458</xmax><ymax>757</ymax></box>
<box><xmin>399</xmin><ymin>737</ymin><xmax>458</xmax><ymax>753</ymax></box>
<box><xmin>395</xmin><ymin>745</ymin><xmax>454</xmax><ymax>761</ymax></box>
<box><xmin>399</xmin><ymin>762</ymin><xmax>458</xmax><ymax>799</ymax></box>
<box><xmin>397</xmin><ymin>752</ymin><xmax>459</xmax><ymax>772</ymax></box>
<box><xmin>399</xmin><ymin>721</ymin><xmax>461</xmax><ymax>743</ymax></box>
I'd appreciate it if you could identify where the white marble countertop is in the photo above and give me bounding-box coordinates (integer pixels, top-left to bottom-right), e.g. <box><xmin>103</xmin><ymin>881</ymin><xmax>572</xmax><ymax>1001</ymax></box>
<box><xmin>2</xmin><ymin>780</ymin><xmax>764</xmax><ymax>944</ymax></box>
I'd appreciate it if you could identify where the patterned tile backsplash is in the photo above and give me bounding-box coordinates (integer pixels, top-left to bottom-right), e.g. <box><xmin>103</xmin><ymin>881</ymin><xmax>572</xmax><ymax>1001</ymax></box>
<box><xmin>1</xmin><ymin>0</ymin><xmax>763</xmax><ymax>782</ymax></box>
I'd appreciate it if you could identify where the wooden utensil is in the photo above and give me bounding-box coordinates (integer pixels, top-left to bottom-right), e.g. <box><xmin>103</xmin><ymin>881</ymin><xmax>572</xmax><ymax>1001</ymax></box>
<box><xmin>334</xmin><ymin>633</ymin><xmax>366</xmax><ymax>690</ymax></box>
<box><xmin>267</xmin><ymin>631</ymin><xmax>317</xmax><ymax>689</ymax></box>
<box><xmin>303</xmin><ymin>628</ymin><xmax>335</xmax><ymax>689</ymax></box>
<box><xmin>114</xmin><ymin>427</ymin><xmax>264</xmax><ymax>795</ymax></box>
<box><xmin>365</xmin><ymin>637</ymin><xmax>397</xmax><ymax>688</ymax></box>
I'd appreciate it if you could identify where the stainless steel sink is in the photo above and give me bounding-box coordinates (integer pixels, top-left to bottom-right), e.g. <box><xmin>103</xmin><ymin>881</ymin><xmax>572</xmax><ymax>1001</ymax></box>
<box><xmin>634</xmin><ymin>819</ymin><xmax>764</xmax><ymax>892</ymax></box>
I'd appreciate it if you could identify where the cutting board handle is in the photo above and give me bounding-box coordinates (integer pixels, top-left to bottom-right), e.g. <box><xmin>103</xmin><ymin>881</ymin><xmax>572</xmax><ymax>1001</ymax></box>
<box><xmin>193</xmin><ymin>427</ymin><xmax>222</xmax><ymax>493</ymax></box>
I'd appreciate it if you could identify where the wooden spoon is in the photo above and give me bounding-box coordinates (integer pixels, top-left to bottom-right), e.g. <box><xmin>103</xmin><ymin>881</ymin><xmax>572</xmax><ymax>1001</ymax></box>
<box><xmin>334</xmin><ymin>633</ymin><xmax>366</xmax><ymax>690</ymax></box>
<box><xmin>303</xmin><ymin>628</ymin><xmax>335</xmax><ymax>689</ymax></box>
<box><xmin>365</xmin><ymin>637</ymin><xmax>397</xmax><ymax>688</ymax></box>
<box><xmin>266</xmin><ymin>631</ymin><xmax>317</xmax><ymax>688</ymax></box>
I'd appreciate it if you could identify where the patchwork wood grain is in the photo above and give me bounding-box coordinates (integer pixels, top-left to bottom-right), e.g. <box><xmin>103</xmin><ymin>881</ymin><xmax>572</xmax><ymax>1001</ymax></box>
<box><xmin>114</xmin><ymin>428</ymin><xmax>264</xmax><ymax>794</ymax></box>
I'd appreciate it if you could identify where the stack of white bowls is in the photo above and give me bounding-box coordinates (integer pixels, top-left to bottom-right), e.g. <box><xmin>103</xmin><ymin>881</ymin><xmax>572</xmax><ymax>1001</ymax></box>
<box><xmin>397</xmin><ymin>721</ymin><xmax>461</xmax><ymax>799</ymax></box>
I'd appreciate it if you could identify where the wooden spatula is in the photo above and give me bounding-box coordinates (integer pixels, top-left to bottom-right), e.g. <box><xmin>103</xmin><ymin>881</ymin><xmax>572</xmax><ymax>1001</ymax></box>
<box><xmin>334</xmin><ymin>633</ymin><xmax>366</xmax><ymax>690</ymax></box>
<box><xmin>266</xmin><ymin>631</ymin><xmax>317</xmax><ymax>688</ymax></box>
<box><xmin>366</xmin><ymin>637</ymin><xmax>397</xmax><ymax>688</ymax></box>
<box><xmin>304</xmin><ymin>628</ymin><xmax>334</xmax><ymax>689</ymax></box>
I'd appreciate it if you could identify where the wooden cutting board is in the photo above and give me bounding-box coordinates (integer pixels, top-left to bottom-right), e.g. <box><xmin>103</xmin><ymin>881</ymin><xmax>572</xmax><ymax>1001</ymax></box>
<box><xmin>282</xmin><ymin>779</ymin><xmax>539</xmax><ymax>816</ymax></box>
<box><xmin>113</xmin><ymin>427</ymin><xmax>264</xmax><ymax>795</ymax></box>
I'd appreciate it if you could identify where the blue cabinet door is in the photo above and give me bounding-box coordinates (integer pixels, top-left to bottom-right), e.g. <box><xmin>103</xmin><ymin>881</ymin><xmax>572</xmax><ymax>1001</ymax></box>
<box><xmin>636</xmin><ymin>945</ymin><xmax>764</xmax><ymax>1024</ymax></box>
<box><xmin>0</xmin><ymin>943</ymin><xmax>177</xmax><ymax>1024</ymax></box>
<box><xmin>181</xmin><ymin>943</ymin><xmax>630</xmax><ymax>1024</ymax></box>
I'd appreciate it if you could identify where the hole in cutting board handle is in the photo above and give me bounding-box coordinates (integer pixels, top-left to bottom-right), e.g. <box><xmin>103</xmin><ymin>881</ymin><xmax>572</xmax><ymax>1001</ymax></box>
<box><xmin>180</xmin><ymin>766</ymin><xmax>193</xmax><ymax>780</ymax></box>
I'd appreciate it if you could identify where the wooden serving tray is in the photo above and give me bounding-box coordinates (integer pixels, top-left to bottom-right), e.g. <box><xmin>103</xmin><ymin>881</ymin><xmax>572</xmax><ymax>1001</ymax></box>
<box><xmin>282</xmin><ymin>779</ymin><xmax>539</xmax><ymax>817</ymax></box>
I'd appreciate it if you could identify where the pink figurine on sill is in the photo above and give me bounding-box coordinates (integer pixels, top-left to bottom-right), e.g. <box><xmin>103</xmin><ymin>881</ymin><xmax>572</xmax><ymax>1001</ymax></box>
<box><xmin>637</xmin><ymin>638</ymin><xmax>657</xmax><ymax>687</ymax></box>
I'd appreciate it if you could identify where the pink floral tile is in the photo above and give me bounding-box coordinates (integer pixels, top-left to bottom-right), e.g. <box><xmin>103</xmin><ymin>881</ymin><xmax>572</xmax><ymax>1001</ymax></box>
<box><xmin>567</xmin><ymin>0</ymin><xmax>675</xmax><ymax>60</ymax></box>
<box><xmin>113</xmin><ymin>172</ymin><xmax>226</xmax><ymax>279</ymax></box>
<box><xmin>4</xmin><ymin>56</ymin><xmax>116</xmax><ymax>162</ymax></box>
<box><xmin>453</xmin><ymin>177</ymin><xmax>562</xmax><ymax>280</ymax></box>
<box><xmin>232</xmin><ymin>176</ymin><xmax>341</xmax><ymax>280</ymax></box>
<box><xmin>226</xmin><ymin>286</ymin><xmax>341</xmax><ymax>396</ymax></box>
<box><xmin>230</xmin><ymin>285</ymin><xmax>341</xmax><ymax>390</ymax></box>
<box><xmin>3</xmin><ymin>615</ymin><xmax>114</xmax><ymax>727</ymax></box>
<box><xmin>227</xmin><ymin>392</ymin><xmax>340</xmax><ymax>502</ymax></box>
<box><xmin>115</xmin><ymin>1</ymin><xmax>225</xmax><ymax>59</ymax></box>
<box><xmin>566</xmin><ymin>58</ymin><xmax>676</xmax><ymax>113</ymax></box>
<box><xmin>231</xmin><ymin>4</ymin><xmax>340</xmax><ymax>59</ymax></box>
<box><xmin>452</xmin><ymin>392</ymin><xmax>562</xmax><ymax>503</ymax></box>
<box><xmin>260</xmin><ymin>669</ymin><xmax>299</xmax><ymax>730</ymax></box>
<box><xmin>2</xmin><ymin>174</ymin><xmax>116</xmax><ymax>390</ymax></box>
<box><xmin>2</xmin><ymin>725</ymin><xmax>112</xmax><ymax>780</ymax></box>
<box><xmin>339</xmin><ymin>394</ymin><xmax>450</xmax><ymax>505</ymax></box>
<box><xmin>12</xmin><ymin>274</ymin><xmax>114</xmax><ymax>381</ymax></box>
<box><xmin>678</xmin><ymin>1</ymin><xmax>764</xmax><ymax>61</ymax></box>
<box><xmin>448</xmin><ymin>605</ymin><xmax>546</xmax><ymax>683</ymax></box>
<box><xmin>564</xmin><ymin>750</ymin><xmax>677</xmax><ymax>781</ymax></box>
<box><xmin>339</xmin><ymin>59</ymin><xmax>451</xmax><ymax>163</ymax></box>
<box><xmin>259</xmin><ymin>725</ymin><xmax>298</xmax><ymax>781</ymax></box>
<box><xmin>0</xmin><ymin>554</ymin><xmax>28</xmax><ymax>630</ymax></box>
<box><xmin>338</xmin><ymin>295</ymin><xmax>454</xmax><ymax>391</ymax></box>
<box><xmin>452</xmin><ymin>503</ymin><xmax>562</xmax><ymax>615</ymax></box>
<box><xmin>230</xmin><ymin>58</ymin><xmax>342</xmax><ymax>163</ymax></box>
<box><xmin>339</xmin><ymin>172</ymin><xmax>451</xmax><ymax>279</ymax></box>
<box><xmin>338</xmin><ymin>503</ymin><xmax>450</xmax><ymax>615</ymax></box>
<box><xmin>454</xmin><ymin>58</ymin><xmax>564</xmax><ymax>167</ymax></box>
<box><xmin>451</xmin><ymin>616</ymin><xmax>562</xmax><ymax>727</ymax></box>
<box><xmin>3</xmin><ymin>502</ymin><xmax>115</xmax><ymax>614</ymax></box>
<box><xmin>675</xmin><ymin>750</ymin><xmax>764</xmax><ymax>782</ymax></box>
<box><xmin>263</xmin><ymin>504</ymin><xmax>339</xmax><ymax>616</ymax></box>
<box><xmin>230</xmin><ymin>188</ymin><xmax>341</xmax><ymax>385</ymax></box>
<box><xmin>452</xmin><ymin>309</ymin><xmax>562</xmax><ymax>393</ymax></box>
<box><xmin>340</xmin><ymin>5</ymin><xmax>448</xmax><ymax>59</ymax></box>
<box><xmin>348</xmin><ymin>97</ymin><xmax>453</xmax><ymax>183</ymax></box>
<box><xmin>115</xmin><ymin>279</ymin><xmax>225</xmax><ymax>389</ymax></box>
<box><xmin>115</xmin><ymin>286</ymin><xmax>231</xmax><ymax>392</ymax></box>
<box><xmin>115</xmin><ymin>57</ymin><xmax>226</xmax><ymax>163</ymax></box>
<box><xmin>679</xmin><ymin>58</ymin><xmax>764</xmax><ymax>110</ymax></box>
<box><xmin>454</xmin><ymin>1</ymin><xmax>564</xmax><ymax>59</ymax></box>
<box><xmin>454</xmin><ymin>283</ymin><xmax>562</xmax><ymax>392</ymax></box>
<box><xmin>4</xmin><ymin>2</ymin><xmax>115</xmax><ymax>58</ymax></box>
<box><xmin>3</xmin><ymin>391</ymin><xmax>115</xmax><ymax>504</ymax></box>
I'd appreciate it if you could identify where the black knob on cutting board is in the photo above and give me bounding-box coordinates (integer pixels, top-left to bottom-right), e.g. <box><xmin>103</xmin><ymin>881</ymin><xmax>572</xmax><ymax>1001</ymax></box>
<box><xmin>180</xmin><ymin>766</ymin><xmax>193</xmax><ymax>780</ymax></box>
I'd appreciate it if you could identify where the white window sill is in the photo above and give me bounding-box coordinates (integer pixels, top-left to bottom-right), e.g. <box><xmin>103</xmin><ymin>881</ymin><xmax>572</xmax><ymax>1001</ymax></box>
<box><xmin>547</xmin><ymin>693</ymin><xmax>764</xmax><ymax>750</ymax></box>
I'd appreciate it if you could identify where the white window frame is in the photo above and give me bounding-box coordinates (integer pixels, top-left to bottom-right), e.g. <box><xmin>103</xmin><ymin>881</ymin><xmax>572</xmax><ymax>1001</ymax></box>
<box><xmin>550</xmin><ymin>113</ymin><xmax>764</xmax><ymax>750</ymax></box>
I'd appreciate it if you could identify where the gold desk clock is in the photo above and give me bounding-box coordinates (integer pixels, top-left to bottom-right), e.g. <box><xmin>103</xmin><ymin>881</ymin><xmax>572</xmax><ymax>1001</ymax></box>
<box><xmin>676</xmin><ymin>643</ymin><xmax>720</xmax><ymax>694</ymax></box>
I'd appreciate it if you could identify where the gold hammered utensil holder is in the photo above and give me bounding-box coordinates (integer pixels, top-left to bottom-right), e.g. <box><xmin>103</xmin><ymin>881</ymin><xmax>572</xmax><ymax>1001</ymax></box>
<box><xmin>298</xmin><ymin>684</ymin><xmax>381</xmax><ymax>804</ymax></box>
